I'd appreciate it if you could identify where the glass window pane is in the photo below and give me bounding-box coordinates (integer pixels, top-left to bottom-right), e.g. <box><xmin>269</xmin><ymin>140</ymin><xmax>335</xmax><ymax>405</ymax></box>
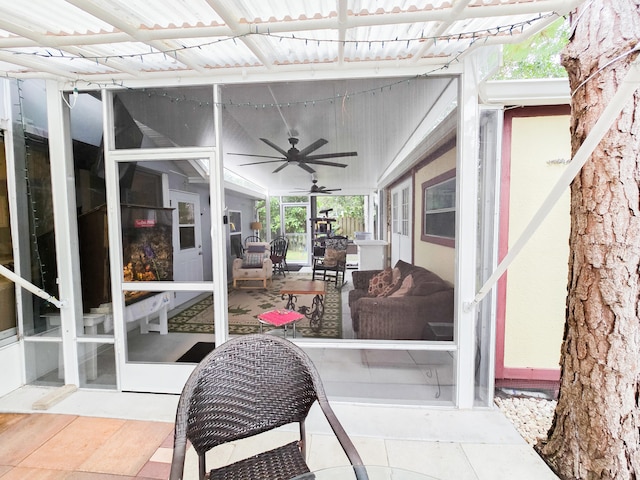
<box><xmin>178</xmin><ymin>201</ymin><xmax>195</xmax><ymax>224</ymax></box>
<box><xmin>120</xmin><ymin>164</ymin><xmax>163</xmax><ymax>207</ymax></box>
<box><xmin>425</xmin><ymin>178</ymin><xmax>456</xmax><ymax>210</ymax></box>
<box><xmin>24</xmin><ymin>341</ymin><xmax>64</xmax><ymax>387</ymax></box>
<box><xmin>18</xmin><ymin>139</ymin><xmax>60</xmax><ymax>338</ymax></box>
<box><xmin>125</xmin><ymin>290</ymin><xmax>212</xmax><ymax>363</ymax></box>
<box><xmin>78</xmin><ymin>343</ymin><xmax>116</xmax><ymax>389</ymax></box>
<box><xmin>309</xmin><ymin>347</ymin><xmax>456</xmax><ymax>406</ymax></box>
<box><xmin>0</xmin><ymin>136</ymin><xmax>16</xmax><ymax>342</ymax></box>
<box><xmin>425</xmin><ymin>212</ymin><xmax>456</xmax><ymax>238</ymax></box>
<box><xmin>180</xmin><ymin>226</ymin><xmax>196</xmax><ymax>249</ymax></box>
<box><xmin>113</xmin><ymin>86</ymin><xmax>214</xmax><ymax>149</ymax></box>
<box><xmin>424</xmin><ymin>176</ymin><xmax>456</xmax><ymax>239</ymax></box>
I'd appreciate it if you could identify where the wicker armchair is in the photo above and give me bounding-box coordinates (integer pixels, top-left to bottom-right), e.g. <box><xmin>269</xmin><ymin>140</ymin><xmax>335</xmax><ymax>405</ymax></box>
<box><xmin>169</xmin><ymin>334</ymin><xmax>365</xmax><ymax>480</ymax></box>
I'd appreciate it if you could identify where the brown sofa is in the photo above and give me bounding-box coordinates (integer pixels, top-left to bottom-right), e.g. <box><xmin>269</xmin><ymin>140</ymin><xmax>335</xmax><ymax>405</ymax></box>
<box><xmin>348</xmin><ymin>260</ymin><xmax>454</xmax><ymax>340</ymax></box>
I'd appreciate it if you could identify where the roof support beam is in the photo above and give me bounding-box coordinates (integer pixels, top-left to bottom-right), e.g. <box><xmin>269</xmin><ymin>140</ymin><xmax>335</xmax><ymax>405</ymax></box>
<box><xmin>204</xmin><ymin>0</ymin><xmax>273</xmax><ymax>70</ymax></box>
<box><xmin>337</xmin><ymin>0</ymin><xmax>348</xmax><ymax>66</ymax></box>
<box><xmin>0</xmin><ymin>52</ymin><xmax>78</xmax><ymax>79</ymax></box>
<box><xmin>410</xmin><ymin>0</ymin><xmax>473</xmax><ymax>64</ymax></box>
<box><xmin>64</xmin><ymin>0</ymin><xmax>207</xmax><ymax>73</ymax></box>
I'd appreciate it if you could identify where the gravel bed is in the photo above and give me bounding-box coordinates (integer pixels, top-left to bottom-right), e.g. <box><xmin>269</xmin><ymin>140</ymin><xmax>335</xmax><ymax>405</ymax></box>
<box><xmin>494</xmin><ymin>395</ymin><xmax>557</xmax><ymax>446</ymax></box>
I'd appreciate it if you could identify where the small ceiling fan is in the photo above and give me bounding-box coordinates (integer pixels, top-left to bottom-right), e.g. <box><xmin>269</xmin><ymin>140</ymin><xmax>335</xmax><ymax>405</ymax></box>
<box><xmin>293</xmin><ymin>179</ymin><xmax>342</xmax><ymax>195</ymax></box>
<box><xmin>228</xmin><ymin>137</ymin><xmax>357</xmax><ymax>173</ymax></box>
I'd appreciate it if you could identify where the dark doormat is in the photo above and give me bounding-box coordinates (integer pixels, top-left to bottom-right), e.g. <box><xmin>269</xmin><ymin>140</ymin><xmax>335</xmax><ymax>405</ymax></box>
<box><xmin>286</xmin><ymin>264</ymin><xmax>303</xmax><ymax>272</ymax></box>
<box><xmin>176</xmin><ymin>342</ymin><xmax>215</xmax><ymax>363</ymax></box>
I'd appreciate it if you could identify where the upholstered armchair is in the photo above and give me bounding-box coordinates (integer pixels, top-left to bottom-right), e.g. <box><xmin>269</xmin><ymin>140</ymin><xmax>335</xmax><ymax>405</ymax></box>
<box><xmin>232</xmin><ymin>242</ymin><xmax>273</xmax><ymax>289</ymax></box>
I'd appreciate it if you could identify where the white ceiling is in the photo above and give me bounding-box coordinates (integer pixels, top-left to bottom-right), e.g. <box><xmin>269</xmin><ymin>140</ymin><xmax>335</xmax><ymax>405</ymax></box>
<box><xmin>0</xmin><ymin>0</ymin><xmax>583</xmax><ymax>195</ymax></box>
<box><xmin>219</xmin><ymin>76</ymin><xmax>457</xmax><ymax>194</ymax></box>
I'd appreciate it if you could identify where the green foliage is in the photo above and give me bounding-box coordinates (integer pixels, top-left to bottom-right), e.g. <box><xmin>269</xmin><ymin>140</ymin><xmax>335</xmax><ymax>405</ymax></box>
<box><xmin>256</xmin><ymin>195</ymin><xmax>365</xmax><ymax>238</ymax></box>
<box><xmin>492</xmin><ymin>18</ymin><xmax>569</xmax><ymax>80</ymax></box>
<box><xmin>317</xmin><ymin>196</ymin><xmax>364</xmax><ymax>219</ymax></box>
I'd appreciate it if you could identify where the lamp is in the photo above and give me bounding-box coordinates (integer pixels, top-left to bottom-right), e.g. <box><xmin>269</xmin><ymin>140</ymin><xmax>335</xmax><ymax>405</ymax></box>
<box><xmin>250</xmin><ymin>221</ymin><xmax>262</xmax><ymax>232</ymax></box>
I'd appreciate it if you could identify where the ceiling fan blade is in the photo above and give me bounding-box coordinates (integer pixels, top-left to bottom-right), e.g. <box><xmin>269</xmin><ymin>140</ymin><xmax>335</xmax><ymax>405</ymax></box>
<box><xmin>239</xmin><ymin>159</ymin><xmax>286</xmax><ymax>166</ymax></box>
<box><xmin>304</xmin><ymin>151</ymin><xmax>358</xmax><ymax>160</ymax></box>
<box><xmin>301</xmin><ymin>159</ymin><xmax>348</xmax><ymax>168</ymax></box>
<box><xmin>297</xmin><ymin>138</ymin><xmax>328</xmax><ymax>157</ymax></box>
<box><xmin>260</xmin><ymin>138</ymin><xmax>289</xmax><ymax>157</ymax></box>
<box><xmin>228</xmin><ymin>153</ymin><xmax>285</xmax><ymax>160</ymax></box>
<box><xmin>272</xmin><ymin>162</ymin><xmax>290</xmax><ymax>173</ymax></box>
<box><xmin>297</xmin><ymin>162</ymin><xmax>316</xmax><ymax>174</ymax></box>
<box><xmin>315</xmin><ymin>188</ymin><xmax>342</xmax><ymax>194</ymax></box>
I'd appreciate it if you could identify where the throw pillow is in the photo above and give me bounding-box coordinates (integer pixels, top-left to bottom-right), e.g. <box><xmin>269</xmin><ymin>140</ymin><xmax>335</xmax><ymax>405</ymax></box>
<box><xmin>373</xmin><ymin>267</ymin><xmax>403</xmax><ymax>297</ymax></box>
<box><xmin>392</xmin><ymin>267</ymin><xmax>401</xmax><ymax>285</ymax></box>
<box><xmin>389</xmin><ymin>274</ymin><xmax>414</xmax><ymax>297</ymax></box>
<box><xmin>323</xmin><ymin>248</ymin><xmax>346</xmax><ymax>267</ymax></box>
<box><xmin>378</xmin><ymin>277</ymin><xmax>401</xmax><ymax>297</ymax></box>
<box><xmin>246</xmin><ymin>244</ymin><xmax>266</xmax><ymax>253</ymax></box>
<box><xmin>242</xmin><ymin>252</ymin><xmax>264</xmax><ymax>268</ymax></box>
<box><xmin>368</xmin><ymin>268</ymin><xmax>393</xmax><ymax>296</ymax></box>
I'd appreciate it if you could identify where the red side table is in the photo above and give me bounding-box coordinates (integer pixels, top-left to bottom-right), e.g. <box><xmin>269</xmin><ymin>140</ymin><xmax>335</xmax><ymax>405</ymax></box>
<box><xmin>258</xmin><ymin>309</ymin><xmax>305</xmax><ymax>338</ymax></box>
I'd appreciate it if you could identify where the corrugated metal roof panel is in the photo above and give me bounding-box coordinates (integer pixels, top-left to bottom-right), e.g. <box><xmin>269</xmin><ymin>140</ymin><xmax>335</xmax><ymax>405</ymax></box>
<box><xmin>3</xmin><ymin>0</ymin><xmax>117</xmax><ymax>35</ymax></box>
<box><xmin>0</xmin><ymin>0</ymin><xmax>584</xmax><ymax>82</ymax></box>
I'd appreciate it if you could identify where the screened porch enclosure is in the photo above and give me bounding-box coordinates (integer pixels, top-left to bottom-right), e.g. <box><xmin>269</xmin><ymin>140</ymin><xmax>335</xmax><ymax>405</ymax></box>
<box><xmin>2</xmin><ymin>68</ymin><xmax>501</xmax><ymax>407</ymax></box>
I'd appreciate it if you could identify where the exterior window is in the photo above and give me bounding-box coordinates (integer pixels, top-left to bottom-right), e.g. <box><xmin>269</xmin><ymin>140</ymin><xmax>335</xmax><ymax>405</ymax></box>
<box><xmin>401</xmin><ymin>187</ymin><xmax>409</xmax><ymax>236</ymax></box>
<box><xmin>178</xmin><ymin>201</ymin><xmax>196</xmax><ymax>250</ymax></box>
<box><xmin>392</xmin><ymin>192</ymin><xmax>399</xmax><ymax>233</ymax></box>
<box><xmin>422</xmin><ymin>170</ymin><xmax>456</xmax><ymax>247</ymax></box>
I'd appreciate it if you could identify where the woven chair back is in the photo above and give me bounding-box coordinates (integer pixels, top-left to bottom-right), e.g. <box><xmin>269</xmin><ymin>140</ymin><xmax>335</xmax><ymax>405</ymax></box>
<box><xmin>177</xmin><ymin>335</ymin><xmax>318</xmax><ymax>455</ymax></box>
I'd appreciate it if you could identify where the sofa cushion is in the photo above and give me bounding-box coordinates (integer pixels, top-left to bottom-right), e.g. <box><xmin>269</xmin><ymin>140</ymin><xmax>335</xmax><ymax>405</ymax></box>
<box><xmin>394</xmin><ymin>260</ymin><xmax>416</xmax><ymax>279</ymax></box>
<box><xmin>389</xmin><ymin>274</ymin><xmax>414</xmax><ymax>297</ymax></box>
<box><xmin>242</xmin><ymin>252</ymin><xmax>264</xmax><ymax>268</ymax></box>
<box><xmin>410</xmin><ymin>280</ymin><xmax>448</xmax><ymax>297</ymax></box>
<box><xmin>368</xmin><ymin>268</ymin><xmax>394</xmax><ymax>296</ymax></box>
<box><xmin>394</xmin><ymin>260</ymin><xmax>443</xmax><ymax>284</ymax></box>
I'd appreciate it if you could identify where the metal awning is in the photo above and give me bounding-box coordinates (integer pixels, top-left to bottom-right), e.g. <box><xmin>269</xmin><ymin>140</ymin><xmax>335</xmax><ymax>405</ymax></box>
<box><xmin>0</xmin><ymin>0</ymin><xmax>583</xmax><ymax>84</ymax></box>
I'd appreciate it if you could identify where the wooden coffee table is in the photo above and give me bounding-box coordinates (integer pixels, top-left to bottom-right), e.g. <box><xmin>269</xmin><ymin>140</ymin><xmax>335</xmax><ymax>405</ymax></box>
<box><xmin>280</xmin><ymin>280</ymin><xmax>326</xmax><ymax>328</ymax></box>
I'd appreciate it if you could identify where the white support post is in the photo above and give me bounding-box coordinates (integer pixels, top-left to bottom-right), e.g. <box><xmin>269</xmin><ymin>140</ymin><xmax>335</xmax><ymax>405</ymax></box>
<box><xmin>212</xmin><ymin>85</ymin><xmax>230</xmax><ymax>347</ymax></box>
<box><xmin>456</xmin><ymin>57</ymin><xmax>481</xmax><ymax>409</ymax></box>
<box><xmin>45</xmin><ymin>79</ymin><xmax>82</xmax><ymax>386</ymax></box>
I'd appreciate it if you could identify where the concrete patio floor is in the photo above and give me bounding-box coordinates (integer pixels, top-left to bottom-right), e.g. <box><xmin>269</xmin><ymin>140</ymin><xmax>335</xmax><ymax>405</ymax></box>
<box><xmin>0</xmin><ymin>386</ymin><xmax>559</xmax><ymax>479</ymax></box>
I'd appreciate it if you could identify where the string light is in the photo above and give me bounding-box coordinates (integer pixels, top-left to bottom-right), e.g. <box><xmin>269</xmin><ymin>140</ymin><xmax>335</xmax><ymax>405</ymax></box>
<box><xmin>7</xmin><ymin>13</ymin><xmax>556</xmax><ymax>64</ymax></box>
<box><xmin>68</xmin><ymin>46</ymin><xmax>467</xmax><ymax>110</ymax></box>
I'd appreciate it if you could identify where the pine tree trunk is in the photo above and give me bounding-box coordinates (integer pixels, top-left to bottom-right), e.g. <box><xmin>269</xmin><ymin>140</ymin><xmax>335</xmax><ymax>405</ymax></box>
<box><xmin>536</xmin><ymin>2</ymin><xmax>640</xmax><ymax>479</ymax></box>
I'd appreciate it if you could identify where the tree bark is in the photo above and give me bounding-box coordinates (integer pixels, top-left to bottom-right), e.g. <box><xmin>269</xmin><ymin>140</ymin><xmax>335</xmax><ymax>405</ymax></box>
<box><xmin>536</xmin><ymin>2</ymin><xmax>640</xmax><ymax>479</ymax></box>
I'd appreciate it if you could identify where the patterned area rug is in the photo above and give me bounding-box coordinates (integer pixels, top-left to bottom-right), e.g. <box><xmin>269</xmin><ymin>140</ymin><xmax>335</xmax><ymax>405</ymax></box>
<box><xmin>168</xmin><ymin>274</ymin><xmax>342</xmax><ymax>338</ymax></box>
